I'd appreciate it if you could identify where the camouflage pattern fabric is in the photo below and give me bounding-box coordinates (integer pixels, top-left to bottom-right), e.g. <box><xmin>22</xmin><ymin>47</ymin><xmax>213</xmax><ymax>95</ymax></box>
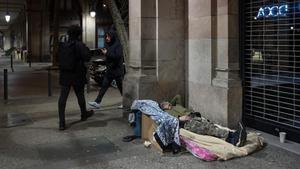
<box><xmin>184</xmin><ymin>117</ymin><xmax>229</xmax><ymax>139</ymax></box>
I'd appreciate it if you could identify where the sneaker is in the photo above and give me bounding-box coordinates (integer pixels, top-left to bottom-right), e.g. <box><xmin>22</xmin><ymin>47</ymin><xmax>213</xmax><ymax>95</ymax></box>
<box><xmin>81</xmin><ymin>110</ymin><xmax>95</xmax><ymax>121</ymax></box>
<box><xmin>236</xmin><ymin>122</ymin><xmax>247</xmax><ymax>147</ymax></box>
<box><xmin>88</xmin><ymin>101</ymin><xmax>100</xmax><ymax>109</ymax></box>
<box><xmin>117</xmin><ymin>104</ymin><xmax>123</xmax><ymax>109</ymax></box>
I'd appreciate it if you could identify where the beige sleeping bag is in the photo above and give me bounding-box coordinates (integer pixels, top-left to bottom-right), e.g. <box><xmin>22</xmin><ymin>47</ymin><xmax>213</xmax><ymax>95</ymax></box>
<box><xmin>180</xmin><ymin>128</ymin><xmax>264</xmax><ymax>160</ymax></box>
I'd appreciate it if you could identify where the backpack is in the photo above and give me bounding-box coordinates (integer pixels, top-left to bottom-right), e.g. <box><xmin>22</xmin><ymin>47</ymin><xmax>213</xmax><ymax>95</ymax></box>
<box><xmin>58</xmin><ymin>41</ymin><xmax>78</xmax><ymax>71</ymax></box>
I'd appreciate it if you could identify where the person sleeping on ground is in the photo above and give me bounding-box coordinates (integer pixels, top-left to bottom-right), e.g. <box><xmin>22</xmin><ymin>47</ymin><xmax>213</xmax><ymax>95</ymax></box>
<box><xmin>160</xmin><ymin>95</ymin><xmax>247</xmax><ymax>147</ymax></box>
<box><xmin>123</xmin><ymin>96</ymin><xmax>247</xmax><ymax>149</ymax></box>
<box><xmin>160</xmin><ymin>98</ymin><xmax>247</xmax><ymax>147</ymax></box>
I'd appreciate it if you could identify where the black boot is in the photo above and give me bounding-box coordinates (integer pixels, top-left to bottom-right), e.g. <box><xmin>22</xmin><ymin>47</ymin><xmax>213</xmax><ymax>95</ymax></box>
<box><xmin>226</xmin><ymin>122</ymin><xmax>247</xmax><ymax>147</ymax></box>
<box><xmin>236</xmin><ymin>122</ymin><xmax>247</xmax><ymax>147</ymax></box>
<box><xmin>59</xmin><ymin>122</ymin><xmax>66</xmax><ymax>131</ymax></box>
<box><xmin>171</xmin><ymin>142</ymin><xmax>181</xmax><ymax>154</ymax></box>
<box><xmin>81</xmin><ymin>110</ymin><xmax>94</xmax><ymax>121</ymax></box>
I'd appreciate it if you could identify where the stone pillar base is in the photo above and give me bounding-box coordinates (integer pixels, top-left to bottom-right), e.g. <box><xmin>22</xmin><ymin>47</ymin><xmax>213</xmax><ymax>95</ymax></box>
<box><xmin>123</xmin><ymin>71</ymin><xmax>185</xmax><ymax>118</ymax></box>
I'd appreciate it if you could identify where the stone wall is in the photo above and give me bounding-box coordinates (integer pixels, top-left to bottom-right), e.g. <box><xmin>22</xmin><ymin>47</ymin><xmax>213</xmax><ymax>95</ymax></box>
<box><xmin>187</xmin><ymin>0</ymin><xmax>241</xmax><ymax>128</ymax></box>
<box><xmin>124</xmin><ymin>0</ymin><xmax>186</xmax><ymax>109</ymax></box>
<box><xmin>125</xmin><ymin>0</ymin><xmax>242</xmax><ymax>128</ymax></box>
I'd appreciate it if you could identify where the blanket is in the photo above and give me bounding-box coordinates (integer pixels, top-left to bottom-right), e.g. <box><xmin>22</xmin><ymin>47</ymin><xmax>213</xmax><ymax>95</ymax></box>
<box><xmin>180</xmin><ymin>128</ymin><xmax>264</xmax><ymax>160</ymax></box>
<box><xmin>131</xmin><ymin>100</ymin><xmax>180</xmax><ymax>146</ymax></box>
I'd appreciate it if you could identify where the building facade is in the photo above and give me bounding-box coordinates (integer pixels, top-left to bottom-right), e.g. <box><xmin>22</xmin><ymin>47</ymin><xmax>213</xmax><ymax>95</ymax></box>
<box><xmin>124</xmin><ymin>0</ymin><xmax>300</xmax><ymax>143</ymax></box>
<box><xmin>2</xmin><ymin>0</ymin><xmax>299</xmax><ymax>143</ymax></box>
<box><xmin>124</xmin><ymin>0</ymin><xmax>241</xmax><ymax>128</ymax></box>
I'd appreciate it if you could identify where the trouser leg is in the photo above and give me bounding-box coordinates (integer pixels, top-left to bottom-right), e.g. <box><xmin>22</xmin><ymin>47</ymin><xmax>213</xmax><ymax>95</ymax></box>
<box><xmin>133</xmin><ymin>111</ymin><xmax>141</xmax><ymax>137</ymax></box>
<box><xmin>206</xmin><ymin>124</ymin><xmax>229</xmax><ymax>138</ymax></box>
<box><xmin>184</xmin><ymin>118</ymin><xmax>229</xmax><ymax>138</ymax></box>
<box><xmin>95</xmin><ymin>75</ymin><xmax>113</xmax><ymax>103</ymax></box>
<box><xmin>115</xmin><ymin>76</ymin><xmax>123</xmax><ymax>95</ymax></box>
<box><xmin>73</xmin><ymin>84</ymin><xmax>87</xmax><ymax>117</ymax></box>
<box><xmin>58</xmin><ymin>85</ymin><xmax>71</xmax><ymax>124</ymax></box>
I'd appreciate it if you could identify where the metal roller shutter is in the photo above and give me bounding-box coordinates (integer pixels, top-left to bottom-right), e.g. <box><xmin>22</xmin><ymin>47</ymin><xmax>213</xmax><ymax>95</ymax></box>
<box><xmin>241</xmin><ymin>0</ymin><xmax>300</xmax><ymax>143</ymax></box>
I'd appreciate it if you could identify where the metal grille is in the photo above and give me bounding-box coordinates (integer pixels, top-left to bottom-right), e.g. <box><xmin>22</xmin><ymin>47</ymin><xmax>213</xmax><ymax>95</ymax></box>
<box><xmin>243</xmin><ymin>0</ymin><xmax>300</xmax><ymax>132</ymax></box>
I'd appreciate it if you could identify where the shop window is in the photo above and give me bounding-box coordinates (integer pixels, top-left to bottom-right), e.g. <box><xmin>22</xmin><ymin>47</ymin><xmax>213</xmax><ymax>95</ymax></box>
<box><xmin>251</xmin><ymin>50</ymin><xmax>263</xmax><ymax>62</ymax></box>
<box><xmin>97</xmin><ymin>27</ymin><xmax>105</xmax><ymax>48</ymax></box>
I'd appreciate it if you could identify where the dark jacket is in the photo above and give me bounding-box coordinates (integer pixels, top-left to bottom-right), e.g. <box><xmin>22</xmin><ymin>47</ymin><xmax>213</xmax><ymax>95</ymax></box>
<box><xmin>59</xmin><ymin>40</ymin><xmax>91</xmax><ymax>86</ymax></box>
<box><xmin>104</xmin><ymin>31</ymin><xmax>124</xmax><ymax>77</ymax></box>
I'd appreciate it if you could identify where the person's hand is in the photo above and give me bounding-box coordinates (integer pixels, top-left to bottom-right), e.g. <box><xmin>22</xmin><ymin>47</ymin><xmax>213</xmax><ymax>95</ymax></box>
<box><xmin>100</xmin><ymin>48</ymin><xmax>107</xmax><ymax>55</ymax></box>
<box><xmin>179</xmin><ymin>115</ymin><xmax>192</xmax><ymax>121</ymax></box>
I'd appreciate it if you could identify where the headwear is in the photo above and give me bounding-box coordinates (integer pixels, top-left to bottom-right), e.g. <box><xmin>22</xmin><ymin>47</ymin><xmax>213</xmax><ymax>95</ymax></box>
<box><xmin>189</xmin><ymin>112</ymin><xmax>201</xmax><ymax>118</ymax></box>
<box><xmin>105</xmin><ymin>27</ymin><xmax>117</xmax><ymax>46</ymax></box>
<box><xmin>67</xmin><ymin>25</ymin><xmax>82</xmax><ymax>41</ymax></box>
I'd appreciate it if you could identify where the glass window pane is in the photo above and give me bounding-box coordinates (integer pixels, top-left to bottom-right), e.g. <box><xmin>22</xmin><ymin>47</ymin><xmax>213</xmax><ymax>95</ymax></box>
<box><xmin>98</xmin><ymin>27</ymin><xmax>105</xmax><ymax>36</ymax></box>
<box><xmin>98</xmin><ymin>38</ymin><xmax>104</xmax><ymax>48</ymax></box>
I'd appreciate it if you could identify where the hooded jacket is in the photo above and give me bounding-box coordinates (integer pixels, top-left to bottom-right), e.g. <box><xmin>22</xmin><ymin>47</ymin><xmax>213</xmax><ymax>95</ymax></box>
<box><xmin>59</xmin><ymin>40</ymin><xmax>91</xmax><ymax>86</ymax></box>
<box><xmin>104</xmin><ymin>30</ymin><xmax>124</xmax><ymax>77</ymax></box>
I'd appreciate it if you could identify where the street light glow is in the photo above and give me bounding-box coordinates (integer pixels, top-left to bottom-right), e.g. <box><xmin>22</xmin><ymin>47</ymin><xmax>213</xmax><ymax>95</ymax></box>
<box><xmin>90</xmin><ymin>11</ymin><xmax>96</xmax><ymax>17</ymax></box>
<box><xmin>5</xmin><ymin>13</ymin><xmax>10</xmax><ymax>23</ymax></box>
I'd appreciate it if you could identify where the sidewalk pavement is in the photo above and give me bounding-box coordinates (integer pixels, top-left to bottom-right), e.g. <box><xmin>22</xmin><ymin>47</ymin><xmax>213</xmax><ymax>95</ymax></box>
<box><xmin>0</xmin><ymin>54</ymin><xmax>299</xmax><ymax>169</ymax></box>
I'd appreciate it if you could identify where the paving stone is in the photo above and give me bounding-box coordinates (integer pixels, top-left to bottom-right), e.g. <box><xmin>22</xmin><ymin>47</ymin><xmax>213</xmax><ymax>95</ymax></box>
<box><xmin>6</xmin><ymin>112</ymin><xmax>33</xmax><ymax>128</ymax></box>
<box><xmin>37</xmin><ymin>136</ymin><xmax>119</xmax><ymax>162</ymax></box>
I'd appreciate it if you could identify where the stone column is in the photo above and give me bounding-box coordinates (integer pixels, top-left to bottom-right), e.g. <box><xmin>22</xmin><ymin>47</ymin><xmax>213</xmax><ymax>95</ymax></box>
<box><xmin>26</xmin><ymin>0</ymin><xmax>42</xmax><ymax>62</ymax></box>
<box><xmin>81</xmin><ymin>0</ymin><xmax>96</xmax><ymax>48</ymax></box>
<box><xmin>212</xmin><ymin>0</ymin><xmax>241</xmax><ymax>127</ymax></box>
<box><xmin>41</xmin><ymin>0</ymin><xmax>50</xmax><ymax>61</ymax></box>
<box><xmin>123</xmin><ymin>0</ymin><xmax>156</xmax><ymax>108</ymax></box>
<box><xmin>188</xmin><ymin>0</ymin><xmax>241</xmax><ymax>128</ymax></box>
<box><xmin>0</xmin><ymin>31</ymin><xmax>3</xmax><ymax>49</ymax></box>
<box><xmin>124</xmin><ymin>0</ymin><xmax>186</xmax><ymax>109</ymax></box>
<box><xmin>157</xmin><ymin>0</ymin><xmax>186</xmax><ymax>100</ymax></box>
<box><xmin>3</xmin><ymin>30</ymin><xmax>11</xmax><ymax>51</ymax></box>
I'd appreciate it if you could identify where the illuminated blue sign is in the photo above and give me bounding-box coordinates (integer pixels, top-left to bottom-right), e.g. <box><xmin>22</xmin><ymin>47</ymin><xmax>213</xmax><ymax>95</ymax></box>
<box><xmin>257</xmin><ymin>4</ymin><xmax>288</xmax><ymax>18</ymax></box>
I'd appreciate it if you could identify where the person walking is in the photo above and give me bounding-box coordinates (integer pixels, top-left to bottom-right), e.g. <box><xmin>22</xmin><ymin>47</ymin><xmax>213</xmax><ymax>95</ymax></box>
<box><xmin>58</xmin><ymin>25</ymin><xmax>94</xmax><ymax>130</ymax></box>
<box><xmin>88</xmin><ymin>28</ymin><xmax>124</xmax><ymax>109</ymax></box>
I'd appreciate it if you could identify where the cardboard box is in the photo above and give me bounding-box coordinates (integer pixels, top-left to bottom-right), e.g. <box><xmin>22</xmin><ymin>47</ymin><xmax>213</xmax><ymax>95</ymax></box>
<box><xmin>141</xmin><ymin>114</ymin><xmax>163</xmax><ymax>152</ymax></box>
